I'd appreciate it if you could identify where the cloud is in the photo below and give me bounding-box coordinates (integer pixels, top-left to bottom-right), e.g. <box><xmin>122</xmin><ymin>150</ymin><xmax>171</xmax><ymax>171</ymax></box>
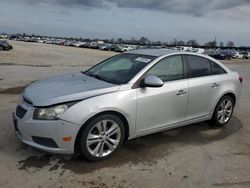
<box><xmin>112</xmin><ymin>0</ymin><xmax>250</xmax><ymax>17</ymax></box>
<box><xmin>10</xmin><ymin>0</ymin><xmax>250</xmax><ymax>17</ymax></box>
<box><xmin>0</xmin><ymin>19</ymin><xmax>24</xmax><ymax>28</ymax></box>
<box><xmin>17</xmin><ymin>0</ymin><xmax>106</xmax><ymax>8</ymax></box>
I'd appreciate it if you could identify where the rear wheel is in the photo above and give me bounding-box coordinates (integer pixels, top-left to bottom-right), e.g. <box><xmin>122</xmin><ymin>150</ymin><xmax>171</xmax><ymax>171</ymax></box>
<box><xmin>211</xmin><ymin>95</ymin><xmax>234</xmax><ymax>126</ymax></box>
<box><xmin>80</xmin><ymin>114</ymin><xmax>125</xmax><ymax>161</ymax></box>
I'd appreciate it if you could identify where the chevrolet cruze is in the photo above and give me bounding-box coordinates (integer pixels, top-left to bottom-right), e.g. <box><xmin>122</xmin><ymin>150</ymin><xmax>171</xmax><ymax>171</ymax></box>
<box><xmin>13</xmin><ymin>49</ymin><xmax>242</xmax><ymax>161</ymax></box>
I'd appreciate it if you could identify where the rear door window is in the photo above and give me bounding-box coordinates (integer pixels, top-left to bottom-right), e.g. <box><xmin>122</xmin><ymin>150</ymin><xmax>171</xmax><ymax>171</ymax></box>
<box><xmin>210</xmin><ymin>61</ymin><xmax>226</xmax><ymax>75</ymax></box>
<box><xmin>186</xmin><ymin>55</ymin><xmax>211</xmax><ymax>78</ymax></box>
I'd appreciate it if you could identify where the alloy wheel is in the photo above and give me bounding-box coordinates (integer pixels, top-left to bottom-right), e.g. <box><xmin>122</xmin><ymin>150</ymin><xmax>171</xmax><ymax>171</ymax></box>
<box><xmin>86</xmin><ymin>119</ymin><xmax>121</xmax><ymax>157</ymax></box>
<box><xmin>217</xmin><ymin>99</ymin><xmax>233</xmax><ymax>124</ymax></box>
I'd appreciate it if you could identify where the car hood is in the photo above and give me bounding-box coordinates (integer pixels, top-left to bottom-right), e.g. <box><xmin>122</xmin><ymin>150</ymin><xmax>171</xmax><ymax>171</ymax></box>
<box><xmin>23</xmin><ymin>73</ymin><xmax>120</xmax><ymax>106</ymax></box>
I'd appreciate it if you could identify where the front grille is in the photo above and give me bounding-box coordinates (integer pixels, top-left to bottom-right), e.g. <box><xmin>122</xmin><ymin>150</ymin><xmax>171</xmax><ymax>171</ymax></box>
<box><xmin>23</xmin><ymin>97</ymin><xmax>33</xmax><ymax>106</ymax></box>
<box><xmin>16</xmin><ymin>105</ymin><xmax>27</xmax><ymax>119</ymax></box>
<box><xmin>32</xmin><ymin>136</ymin><xmax>59</xmax><ymax>148</ymax></box>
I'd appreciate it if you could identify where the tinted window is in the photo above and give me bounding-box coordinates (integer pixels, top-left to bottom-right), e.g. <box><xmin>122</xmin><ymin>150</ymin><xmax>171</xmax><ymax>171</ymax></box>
<box><xmin>187</xmin><ymin>55</ymin><xmax>211</xmax><ymax>78</ymax></box>
<box><xmin>210</xmin><ymin>61</ymin><xmax>226</xmax><ymax>75</ymax></box>
<box><xmin>147</xmin><ymin>55</ymin><xmax>184</xmax><ymax>82</ymax></box>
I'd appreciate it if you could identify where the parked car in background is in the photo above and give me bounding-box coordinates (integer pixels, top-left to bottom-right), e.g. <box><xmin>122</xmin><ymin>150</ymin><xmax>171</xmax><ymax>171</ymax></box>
<box><xmin>86</xmin><ymin>42</ymin><xmax>100</xmax><ymax>49</ymax></box>
<box><xmin>13</xmin><ymin>49</ymin><xmax>242</xmax><ymax>161</ymax></box>
<box><xmin>242</xmin><ymin>52</ymin><xmax>249</xmax><ymax>59</ymax></box>
<box><xmin>186</xmin><ymin>47</ymin><xmax>205</xmax><ymax>54</ymax></box>
<box><xmin>114</xmin><ymin>45</ymin><xmax>125</xmax><ymax>52</ymax></box>
<box><xmin>176</xmin><ymin>46</ymin><xmax>190</xmax><ymax>51</ymax></box>
<box><xmin>114</xmin><ymin>45</ymin><xmax>134</xmax><ymax>52</ymax></box>
<box><xmin>223</xmin><ymin>51</ymin><xmax>233</xmax><ymax>60</ymax></box>
<box><xmin>0</xmin><ymin>40</ymin><xmax>13</xmax><ymax>50</ymax></box>
<box><xmin>99</xmin><ymin>44</ymin><xmax>116</xmax><ymax>51</ymax></box>
<box><xmin>208</xmin><ymin>50</ymin><xmax>233</xmax><ymax>60</ymax></box>
<box><xmin>233</xmin><ymin>52</ymin><xmax>242</xmax><ymax>59</ymax></box>
<box><xmin>72</xmin><ymin>41</ymin><xmax>86</xmax><ymax>47</ymax></box>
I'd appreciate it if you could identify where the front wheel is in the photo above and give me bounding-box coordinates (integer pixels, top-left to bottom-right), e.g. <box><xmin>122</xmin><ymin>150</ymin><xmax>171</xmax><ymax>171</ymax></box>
<box><xmin>211</xmin><ymin>96</ymin><xmax>234</xmax><ymax>126</ymax></box>
<box><xmin>80</xmin><ymin>114</ymin><xmax>125</xmax><ymax>161</ymax></box>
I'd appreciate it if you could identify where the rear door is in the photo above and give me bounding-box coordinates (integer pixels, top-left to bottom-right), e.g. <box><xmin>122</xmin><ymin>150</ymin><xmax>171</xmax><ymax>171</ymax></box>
<box><xmin>185</xmin><ymin>55</ymin><xmax>227</xmax><ymax>120</ymax></box>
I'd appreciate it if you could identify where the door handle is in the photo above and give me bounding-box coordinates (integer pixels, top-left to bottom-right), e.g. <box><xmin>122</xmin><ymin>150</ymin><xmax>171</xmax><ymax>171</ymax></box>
<box><xmin>176</xmin><ymin>90</ymin><xmax>187</xmax><ymax>96</ymax></box>
<box><xmin>211</xmin><ymin>83</ymin><xmax>220</xmax><ymax>88</ymax></box>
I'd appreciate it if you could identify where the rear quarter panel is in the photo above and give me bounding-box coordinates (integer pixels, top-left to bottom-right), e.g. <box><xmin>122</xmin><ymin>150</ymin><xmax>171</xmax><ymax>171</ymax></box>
<box><xmin>209</xmin><ymin>71</ymin><xmax>241</xmax><ymax>117</ymax></box>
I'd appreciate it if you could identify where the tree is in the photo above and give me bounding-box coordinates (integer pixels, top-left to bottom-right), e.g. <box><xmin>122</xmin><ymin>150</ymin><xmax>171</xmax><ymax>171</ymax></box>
<box><xmin>130</xmin><ymin>37</ymin><xmax>137</xmax><ymax>45</ymax></box>
<box><xmin>116</xmin><ymin>38</ymin><xmax>124</xmax><ymax>44</ymax></box>
<box><xmin>162</xmin><ymin>41</ymin><xmax>169</xmax><ymax>46</ymax></box>
<box><xmin>219</xmin><ymin>42</ymin><xmax>224</xmax><ymax>47</ymax></box>
<box><xmin>226</xmin><ymin>41</ymin><xmax>235</xmax><ymax>47</ymax></box>
<box><xmin>151</xmin><ymin>40</ymin><xmax>162</xmax><ymax>46</ymax></box>
<box><xmin>205</xmin><ymin>40</ymin><xmax>217</xmax><ymax>47</ymax></box>
<box><xmin>110</xmin><ymin>38</ymin><xmax>115</xmax><ymax>44</ymax></box>
<box><xmin>177</xmin><ymin>40</ymin><xmax>185</xmax><ymax>46</ymax></box>
<box><xmin>170</xmin><ymin>38</ymin><xmax>178</xmax><ymax>46</ymax></box>
<box><xmin>186</xmin><ymin>39</ymin><xmax>199</xmax><ymax>47</ymax></box>
<box><xmin>138</xmin><ymin>36</ymin><xmax>150</xmax><ymax>45</ymax></box>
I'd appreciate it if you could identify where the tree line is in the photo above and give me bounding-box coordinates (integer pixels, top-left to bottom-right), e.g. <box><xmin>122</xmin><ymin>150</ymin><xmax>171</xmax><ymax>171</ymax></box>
<box><xmin>5</xmin><ymin>32</ymin><xmax>237</xmax><ymax>47</ymax></box>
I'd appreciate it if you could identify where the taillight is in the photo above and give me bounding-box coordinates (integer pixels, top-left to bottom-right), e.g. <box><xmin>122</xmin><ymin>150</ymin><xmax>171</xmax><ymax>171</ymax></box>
<box><xmin>239</xmin><ymin>75</ymin><xmax>243</xmax><ymax>83</ymax></box>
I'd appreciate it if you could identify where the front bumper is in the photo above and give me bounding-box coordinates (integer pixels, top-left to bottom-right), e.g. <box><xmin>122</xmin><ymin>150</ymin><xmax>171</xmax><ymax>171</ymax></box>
<box><xmin>12</xmin><ymin>103</ymin><xmax>81</xmax><ymax>154</ymax></box>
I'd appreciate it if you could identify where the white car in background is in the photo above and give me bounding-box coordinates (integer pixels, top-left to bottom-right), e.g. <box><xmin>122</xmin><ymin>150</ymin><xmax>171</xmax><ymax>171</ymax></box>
<box><xmin>233</xmin><ymin>52</ymin><xmax>244</xmax><ymax>59</ymax></box>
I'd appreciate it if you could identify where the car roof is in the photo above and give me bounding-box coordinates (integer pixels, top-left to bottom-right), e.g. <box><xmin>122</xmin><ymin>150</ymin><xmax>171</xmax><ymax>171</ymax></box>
<box><xmin>126</xmin><ymin>48</ymin><xmax>178</xmax><ymax>57</ymax></box>
<box><xmin>126</xmin><ymin>48</ymin><xmax>231</xmax><ymax>73</ymax></box>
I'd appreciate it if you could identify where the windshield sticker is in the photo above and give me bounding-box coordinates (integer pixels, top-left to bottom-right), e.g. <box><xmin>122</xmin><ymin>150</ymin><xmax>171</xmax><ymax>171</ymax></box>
<box><xmin>135</xmin><ymin>57</ymin><xmax>152</xmax><ymax>63</ymax></box>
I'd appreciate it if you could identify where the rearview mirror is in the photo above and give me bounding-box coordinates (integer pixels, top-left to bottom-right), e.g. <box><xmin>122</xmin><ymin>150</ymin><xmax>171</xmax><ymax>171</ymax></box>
<box><xmin>142</xmin><ymin>75</ymin><xmax>164</xmax><ymax>88</ymax></box>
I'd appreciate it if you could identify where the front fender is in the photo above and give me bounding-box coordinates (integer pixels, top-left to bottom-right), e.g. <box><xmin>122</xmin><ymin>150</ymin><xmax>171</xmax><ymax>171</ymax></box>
<box><xmin>60</xmin><ymin>89</ymin><xmax>137</xmax><ymax>138</ymax></box>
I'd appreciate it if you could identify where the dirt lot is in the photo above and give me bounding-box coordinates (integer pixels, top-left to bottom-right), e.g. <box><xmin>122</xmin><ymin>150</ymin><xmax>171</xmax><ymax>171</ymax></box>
<box><xmin>1</xmin><ymin>41</ymin><xmax>250</xmax><ymax>188</ymax></box>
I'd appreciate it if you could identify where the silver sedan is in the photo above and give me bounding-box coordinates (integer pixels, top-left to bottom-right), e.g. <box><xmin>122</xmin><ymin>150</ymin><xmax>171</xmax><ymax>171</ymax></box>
<box><xmin>13</xmin><ymin>49</ymin><xmax>242</xmax><ymax>161</ymax></box>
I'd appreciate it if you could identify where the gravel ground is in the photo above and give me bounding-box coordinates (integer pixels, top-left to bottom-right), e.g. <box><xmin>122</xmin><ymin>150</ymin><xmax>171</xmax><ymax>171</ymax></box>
<box><xmin>0</xmin><ymin>40</ymin><xmax>117</xmax><ymax>91</ymax></box>
<box><xmin>0</xmin><ymin>41</ymin><xmax>250</xmax><ymax>188</ymax></box>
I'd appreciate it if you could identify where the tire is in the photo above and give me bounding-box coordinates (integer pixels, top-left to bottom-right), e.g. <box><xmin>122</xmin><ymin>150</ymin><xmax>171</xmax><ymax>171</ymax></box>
<box><xmin>211</xmin><ymin>95</ymin><xmax>234</xmax><ymax>126</ymax></box>
<box><xmin>0</xmin><ymin>46</ymin><xmax>3</xmax><ymax>51</ymax></box>
<box><xmin>79</xmin><ymin>114</ymin><xmax>125</xmax><ymax>161</ymax></box>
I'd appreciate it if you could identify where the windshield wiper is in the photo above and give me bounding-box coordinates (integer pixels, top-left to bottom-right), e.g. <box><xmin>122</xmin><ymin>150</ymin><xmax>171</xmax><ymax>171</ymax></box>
<box><xmin>94</xmin><ymin>75</ymin><xmax>113</xmax><ymax>84</ymax></box>
<box><xmin>81</xmin><ymin>70</ymin><xmax>94</xmax><ymax>77</ymax></box>
<box><xmin>81</xmin><ymin>71</ymin><xmax>112</xmax><ymax>84</ymax></box>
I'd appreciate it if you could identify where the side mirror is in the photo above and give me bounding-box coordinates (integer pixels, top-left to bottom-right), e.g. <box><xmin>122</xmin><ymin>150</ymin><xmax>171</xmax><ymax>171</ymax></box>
<box><xmin>142</xmin><ymin>75</ymin><xmax>164</xmax><ymax>88</ymax></box>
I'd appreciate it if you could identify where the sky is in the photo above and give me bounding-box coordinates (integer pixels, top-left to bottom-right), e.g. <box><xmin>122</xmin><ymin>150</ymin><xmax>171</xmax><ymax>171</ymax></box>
<box><xmin>0</xmin><ymin>0</ymin><xmax>250</xmax><ymax>46</ymax></box>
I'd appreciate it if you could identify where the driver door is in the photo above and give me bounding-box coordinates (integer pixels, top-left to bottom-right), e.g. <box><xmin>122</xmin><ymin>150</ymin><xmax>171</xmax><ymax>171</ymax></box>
<box><xmin>136</xmin><ymin>55</ymin><xmax>189</xmax><ymax>135</ymax></box>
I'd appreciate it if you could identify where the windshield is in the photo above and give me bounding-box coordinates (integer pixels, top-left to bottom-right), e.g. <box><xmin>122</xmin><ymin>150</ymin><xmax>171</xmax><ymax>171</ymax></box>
<box><xmin>84</xmin><ymin>53</ymin><xmax>156</xmax><ymax>84</ymax></box>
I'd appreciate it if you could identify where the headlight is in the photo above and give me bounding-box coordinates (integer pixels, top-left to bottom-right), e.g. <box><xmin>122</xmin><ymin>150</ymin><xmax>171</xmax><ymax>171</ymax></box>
<box><xmin>33</xmin><ymin>104</ymin><xmax>68</xmax><ymax>120</ymax></box>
